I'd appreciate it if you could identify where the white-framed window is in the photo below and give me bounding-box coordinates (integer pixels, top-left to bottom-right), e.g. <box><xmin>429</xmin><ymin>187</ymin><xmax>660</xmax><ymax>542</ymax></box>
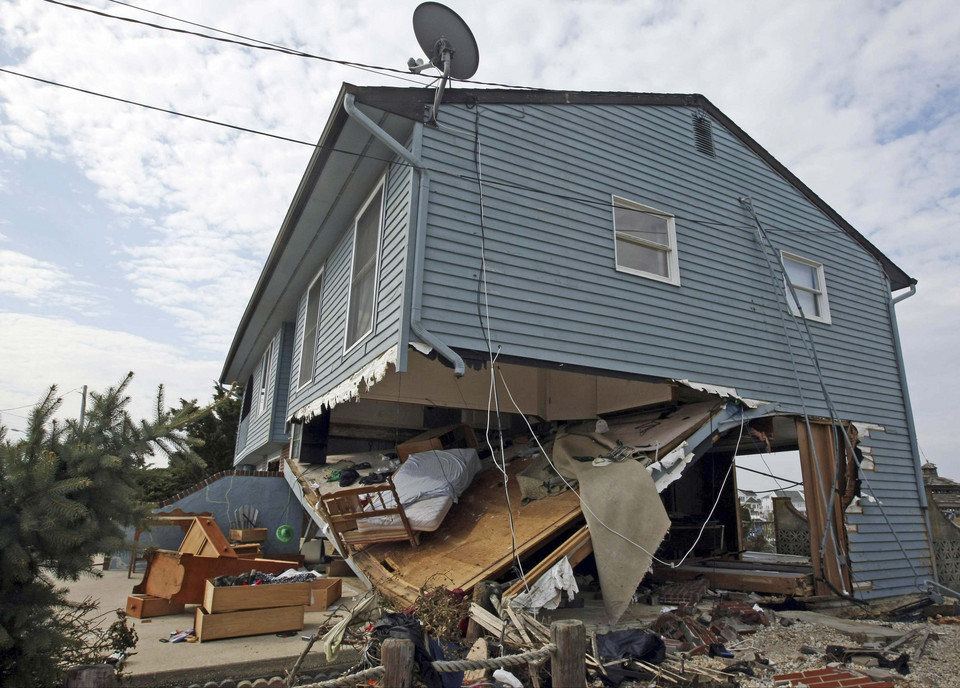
<box><xmin>258</xmin><ymin>340</ymin><xmax>273</xmax><ymax>415</ymax></box>
<box><xmin>344</xmin><ymin>180</ymin><xmax>385</xmax><ymax>352</ymax></box>
<box><xmin>298</xmin><ymin>268</ymin><xmax>324</xmax><ymax>390</ymax></box>
<box><xmin>612</xmin><ymin>195</ymin><xmax>680</xmax><ymax>285</ymax></box>
<box><xmin>780</xmin><ymin>251</ymin><xmax>831</xmax><ymax>324</ymax></box>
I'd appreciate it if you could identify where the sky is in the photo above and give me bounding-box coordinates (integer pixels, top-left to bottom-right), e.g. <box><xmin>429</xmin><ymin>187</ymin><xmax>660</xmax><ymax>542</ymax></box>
<box><xmin>0</xmin><ymin>1</ymin><xmax>957</xmax><ymax>486</ymax></box>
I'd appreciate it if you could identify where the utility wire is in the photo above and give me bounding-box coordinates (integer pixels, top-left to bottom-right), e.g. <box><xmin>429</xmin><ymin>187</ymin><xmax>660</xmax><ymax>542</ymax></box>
<box><xmin>45</xmin><ymin>0</ymin><xmax>429</xmax><ymax>85</ymax></box>
<box><xmin>0</xmin><ymin>66</ymin><xmax>836</xmax><ymax>241</ymax></box>
<box><xmin>735</xmin><ymin>464</ymin><xmax>801</xmax><ymax>486</ymax></box>
<box><xmin>0</xmin><ymin>67</ymin><xmax>324</xmax><ymax>148</ymax></box>
<box><xmin>48</xmin><ymin>0</ymin><xmax>536</xmax><ymax>90</ymax></box>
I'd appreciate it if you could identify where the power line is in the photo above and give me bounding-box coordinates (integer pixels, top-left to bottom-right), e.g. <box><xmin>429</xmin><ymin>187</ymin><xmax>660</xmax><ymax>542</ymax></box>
<box><xmin>1</xmin><ymin>66</ymin><xmax>323</xmax><ymax>148</ymax></box>
<box><xmin>47</xmin><ymin>0</ymin><xmax>536</xmax><ymax>90</ymax></box>
<box><xmin>45</xmin><ymin>0</ymin><xmax>428</xmax><ymax>85</ymax></box>
<box><xmin>0</xmin><ymin>66</ymin><xmax>817</xmax><ymax>239</ymax></box>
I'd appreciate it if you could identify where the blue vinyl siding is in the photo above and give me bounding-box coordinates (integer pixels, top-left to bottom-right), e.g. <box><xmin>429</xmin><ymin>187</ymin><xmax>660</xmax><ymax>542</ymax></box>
<box><xmin>287</xmin><ymin>163</ymin><xmax>413</xmax><ymax>415</ymax></box>
<box><xmin>417</xmin><ymin>102</ymin><xmax>929</xmax><ymax>597</ymax></box>
<box><xmin>235</xmin><ymin>326</ymin><xmax>288</xmax><ymax>464</ymax></box>
<box><xmin>270</xmin><ymin>322</ymin><xmax>294</xmax><ymax>442</ymax></box>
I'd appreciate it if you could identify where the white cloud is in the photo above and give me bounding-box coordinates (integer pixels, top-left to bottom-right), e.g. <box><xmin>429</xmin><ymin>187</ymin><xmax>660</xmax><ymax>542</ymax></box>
<box><xmin>0</xmin><ymin>0</ymin><xmax>958</xmax><ymax>476</ymax></box>
<box><xmin>0</xmin><ymin>313</ymin><xmax>221</xmax><ymax>449</ymax></box>
<box><xmin>0</xmin><ymin>249</ymin><xmax>102</xmax><ymax>313</ymax></box>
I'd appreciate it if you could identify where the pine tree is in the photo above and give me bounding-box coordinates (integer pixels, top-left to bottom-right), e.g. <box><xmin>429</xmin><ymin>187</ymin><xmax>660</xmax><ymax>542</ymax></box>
<box><xmin>135</xmin><ymin>383</ymin><xmax>241</xmax><ymax>502</ymax></box>
<box><xmin>0</xmin><ymin>373</ymin><xmax>198</xmax><ymax>687</ymax></box>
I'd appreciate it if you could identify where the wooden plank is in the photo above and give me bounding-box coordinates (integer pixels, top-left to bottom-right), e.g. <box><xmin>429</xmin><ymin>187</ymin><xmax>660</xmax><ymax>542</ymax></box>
<box><xmin>503</xmin><ymin>525</ymin><xmax>591</xmax><ymax>599</ymax></box>
<box><xmin>202</xmin><ymin>580</ymin><xmax>312</xmax><ymax>614</ymax></box>
<box><xmin>352</xmin><ymin>455</ymin><xmax>583</xmax><ymax>607</ymax></box>
<box><xmin>229</xmin><ymin>528</ymin><xmax>268</xmax><ymax>542</ymax></box>
<box><xmin>650</xmin><ymin>565</ymin><xmax>814</xmax><ymax>596</ymax></box>
<box><xmin>179</xmin><ymin>517</ymin><xmax>237</xmax><ymax>559</ymax></box>
<box><xmin>195</xmin><ymin>605</ymin><xmax>304</xmax><ymax>642</ymax></box>
<box><xmin>463</xmin><ymin>638</ymin><xmax>490</xmax><ymax>684</ymax></box>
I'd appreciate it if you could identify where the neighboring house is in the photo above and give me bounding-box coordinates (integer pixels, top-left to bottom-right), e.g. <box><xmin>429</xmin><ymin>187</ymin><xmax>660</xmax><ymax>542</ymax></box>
<box><xmin>221</xmin><ymin>85</ymin><xmax>934</xmax><ymax>601</ymax></box>
<box><xmin>922</xmin><ymin>461</ymin><xmax>960</xmax><ymax>522</ymax></box>
<box><xmin>738</xmin><ymin>490</ymin><xmax>765</xmax><ymax>520</ymax></box>
<box><xmin>762</xmin><ymin>489</ymin><xmax>806</xmax><ymax>516</ymax></box>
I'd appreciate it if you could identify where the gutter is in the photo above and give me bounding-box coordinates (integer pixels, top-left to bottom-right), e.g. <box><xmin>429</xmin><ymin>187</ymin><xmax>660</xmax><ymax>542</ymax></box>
<box><xmin>342</xmin><ymin>94</ymin><xmax>465</xmax><ymax>376</ymax></box>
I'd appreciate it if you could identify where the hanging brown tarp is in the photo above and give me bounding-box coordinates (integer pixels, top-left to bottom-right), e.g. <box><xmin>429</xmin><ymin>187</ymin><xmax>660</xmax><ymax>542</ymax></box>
<box><xmin>551</xmin><ymin>429</ymin><xmax>671</xmax><ymax>622</ymax></box>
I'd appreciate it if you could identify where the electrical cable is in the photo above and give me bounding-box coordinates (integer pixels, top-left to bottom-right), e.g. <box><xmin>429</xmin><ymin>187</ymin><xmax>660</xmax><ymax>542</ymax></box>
<box><xmin>45</xmin><ymin>0</ymin><xmax>431</xmax><ymax>85</ymax></box>
<box><xmin>468</xmin><ymin>100</ymin><xmax>527</xmax><ymax>590</ymax></box>
<box><xmin>743</xmin><ymin>434</ymin><xmax>788</xmax><ymax>492</ymax></box>
<box><xmin>497</xmin><ymin>367</ymin><xmax>747</xmax><ymax>569</ymax></box>
<box><xmin>47</xmin><ymin>0</ymin><xmax>538</xmax><ymax>90</ymax></box>
<box><xmin>735</xmin><ymin>463</ymin><xmax>801</xmax><ymax>487</ymax></box>
<box><xmin>739</xmin><ymin>197</ymin><xmax>847</xmax><ymax>586</ymax></box>
<box><xmin>744</xmin><ymin>197</ymin><xmax>927</xmax><ymax>593</ymax></box>
<box><xmin>0</xmin><ymin>66</ymin><xmax>325</xmax><ymax>148</ymax></box>
<box><xmin>1</xmin><ymin>65</ymin><xmax>801</xmax><ymax>240</ymax></box>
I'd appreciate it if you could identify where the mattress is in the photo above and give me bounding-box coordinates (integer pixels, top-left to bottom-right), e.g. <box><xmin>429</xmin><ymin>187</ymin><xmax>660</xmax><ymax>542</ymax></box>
<box><xmin>356</xmin><ymin>495</ymin><xmax>453</xmax><ymax>533</ymax></box>
<box><xmin>356</xmin><ymin>448</ymin><xmax>479</xmax><ymax>533</ymax></box>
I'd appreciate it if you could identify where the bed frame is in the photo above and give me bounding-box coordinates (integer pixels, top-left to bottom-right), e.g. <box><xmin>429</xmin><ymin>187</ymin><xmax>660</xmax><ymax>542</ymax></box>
<box><xmin>317</xmin><ymin>479</ymin><xmax>419</xmax><ymax>553</ymax></box>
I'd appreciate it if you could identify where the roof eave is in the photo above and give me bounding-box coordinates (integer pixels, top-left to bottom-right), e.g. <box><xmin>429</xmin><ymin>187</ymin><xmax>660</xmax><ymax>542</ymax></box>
<box><xmin>220</xmin><ymin>84</ymin><xmax>358</xmax><ymax>384</ymax></box>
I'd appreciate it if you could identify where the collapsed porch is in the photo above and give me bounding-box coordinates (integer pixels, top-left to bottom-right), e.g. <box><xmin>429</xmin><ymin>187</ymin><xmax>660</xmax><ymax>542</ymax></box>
<box><xmin>283</xmin><ymin>348</ymin><xmax>929</xmax><ymax>619</ymax></box>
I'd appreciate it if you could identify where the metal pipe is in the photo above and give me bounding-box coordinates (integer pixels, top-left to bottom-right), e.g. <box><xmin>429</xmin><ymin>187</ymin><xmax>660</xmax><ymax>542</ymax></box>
<box><xmin>892</xmin><ymin>283</ymin><xmax>917</xmax><ymax>304</ymax></box>
<box><xmin>343</xmin><ymin>94</ymin><xmax>465</xmax><ymax>376</ymax></box>
<box><xmin>887</xmin><ymin>276</ymin><xmax>937</xmax><ymax>586</ymax></box>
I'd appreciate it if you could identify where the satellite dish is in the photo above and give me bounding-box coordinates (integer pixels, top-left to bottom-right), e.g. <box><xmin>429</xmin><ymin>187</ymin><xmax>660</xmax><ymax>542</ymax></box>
<box><xmin>412</xmin><ymin>2</ymin><xmax>479</xmax><ymax>80</ymax></box>
<box><xmin>408</xmin><ymin>2</ymin><xmax>479</xmax><ymax>122</ymax></box>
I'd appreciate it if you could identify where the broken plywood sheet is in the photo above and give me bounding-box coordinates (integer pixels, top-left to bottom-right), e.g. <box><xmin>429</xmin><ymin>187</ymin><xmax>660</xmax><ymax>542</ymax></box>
<box><xmin>552</xmin><ymin>431</ymin><xmax>671</xmax><ymax>623</ymax></box>
<box><xmin>568</xmin><ymin>400</ymin><xmax>720</xmax><ymax>455</ymax></box>
<box><xmin>351</xmin><ymin>455</ymin><xmax>583</xmax><ymax>607</ymax></box>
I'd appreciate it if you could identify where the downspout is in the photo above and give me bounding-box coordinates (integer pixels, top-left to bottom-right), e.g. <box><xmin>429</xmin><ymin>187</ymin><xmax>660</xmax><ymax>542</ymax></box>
<box><xmin>343</xmin><ymin>93</ymin><xmax>465</xmax><ymax>376</ymax></box>
<box><xmin>887</xmin><ymin>278</ymin><xmax>938</xmax><ymax>583</ymax></box>
<box><xmin>892</xmin><ymin>283</ymin><xmax>916</xmax><ymax>305</ymax></box>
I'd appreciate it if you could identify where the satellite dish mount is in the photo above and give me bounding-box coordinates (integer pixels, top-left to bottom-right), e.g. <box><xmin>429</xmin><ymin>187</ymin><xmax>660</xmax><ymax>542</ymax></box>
<box><xmin>408</xmin><ymin>2</ymin><xmax>479</xmax><ymax>123</ymax></box>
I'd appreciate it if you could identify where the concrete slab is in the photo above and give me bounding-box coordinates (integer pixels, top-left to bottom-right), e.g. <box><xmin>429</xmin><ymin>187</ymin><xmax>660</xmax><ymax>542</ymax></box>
<box><xmin>63</xmin><ymin>569</ymin><xmax>365</xmax><ymax>686</ymax></box>
<box><xmin>778</xmin><ymin>610</ymin><xmax>904</xmax><ymax>644</ymax></box>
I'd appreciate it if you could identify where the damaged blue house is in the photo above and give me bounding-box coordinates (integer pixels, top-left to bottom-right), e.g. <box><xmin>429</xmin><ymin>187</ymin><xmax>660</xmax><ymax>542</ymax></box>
<box><xmin>221</xmin><ymin>85</ymin><xmax>937</xmax><ymax>605</ymax></box>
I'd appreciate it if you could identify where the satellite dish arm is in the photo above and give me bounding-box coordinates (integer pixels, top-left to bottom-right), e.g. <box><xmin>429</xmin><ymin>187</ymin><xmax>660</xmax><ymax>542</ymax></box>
<box><xmin>429</xmin><ymin>42</ymin><xmax>452</xmax><ymax>123</ymax></box>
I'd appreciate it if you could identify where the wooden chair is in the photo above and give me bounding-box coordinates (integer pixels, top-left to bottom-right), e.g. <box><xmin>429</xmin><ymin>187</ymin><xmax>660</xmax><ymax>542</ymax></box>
<box><xmin>318</xmin><ymin>479</ymin><xmax>418</xmax><ymax>554</ymax></box>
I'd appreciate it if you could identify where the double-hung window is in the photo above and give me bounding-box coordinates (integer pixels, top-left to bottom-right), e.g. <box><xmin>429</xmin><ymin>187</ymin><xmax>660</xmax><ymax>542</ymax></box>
<box><xmin>298</xmin><ymin>269</ymin><xmax>324</xmax><ymax>389</ymax></box>
<box><xmin>345</xmin><ymin>182</ymin><xmax>385</xmax><ymax>351</ymax></box>
<box><xmin>258</xmin><ymin>341</ymin><xmax>272</xmax><ymax>415</ymax></box>
<box><xmin>612</xmin><ymin>196</ymin><xmax>680</xmax><ymax>285</ymax></box>
<box><xmin>781</xmin><ymin>251</ymin><xmax>831</xmax><ymax>324</ymax></box>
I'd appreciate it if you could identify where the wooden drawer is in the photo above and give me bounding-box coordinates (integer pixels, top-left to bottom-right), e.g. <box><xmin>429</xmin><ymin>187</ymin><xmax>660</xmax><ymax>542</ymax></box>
<box><xmin>202</xmin><ymin>579</ymin><xmax>311</xmax><ymax>613</ymax></box>
<box><xmin>195</xmin><ymin>605</ymin><xmax>303</xmax><ymax>641</ymax></box>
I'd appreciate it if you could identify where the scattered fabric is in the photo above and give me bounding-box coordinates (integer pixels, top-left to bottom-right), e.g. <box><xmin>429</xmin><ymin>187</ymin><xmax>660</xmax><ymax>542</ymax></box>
<box><xmin>338</xmin><ymin>468</ymin><xmax>360</xmax><ymax>487</ymax></box>
<box><xmin>509</xmin><ymin>557</ymin><xmax>579</xmax><ymax>612</ymax></box>
<box><xmin>359</xmin><ymin>471</ymin><xmax>390</xmax><ymax>485</ymax></box>
<box><xmin>211</xmin><ymin>568</ymin><xmax>320</xmax><ymax>587</ymax></box>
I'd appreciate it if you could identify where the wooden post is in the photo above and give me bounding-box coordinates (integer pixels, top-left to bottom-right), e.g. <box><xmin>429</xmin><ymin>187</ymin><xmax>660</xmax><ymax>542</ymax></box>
<box><xmin>466</xmin><ymin>580</ymin><xmax>499</xmax><ymax>640</ymax></box>
<box><xmin>381</xmin><ymin>638</ymin><xmax>415</xmax><ymax>688</ymax></box>
<box><xmin>550</xmin><ymin>619</ymin><xmax>586</xmax><ymax>688</ymax></box>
